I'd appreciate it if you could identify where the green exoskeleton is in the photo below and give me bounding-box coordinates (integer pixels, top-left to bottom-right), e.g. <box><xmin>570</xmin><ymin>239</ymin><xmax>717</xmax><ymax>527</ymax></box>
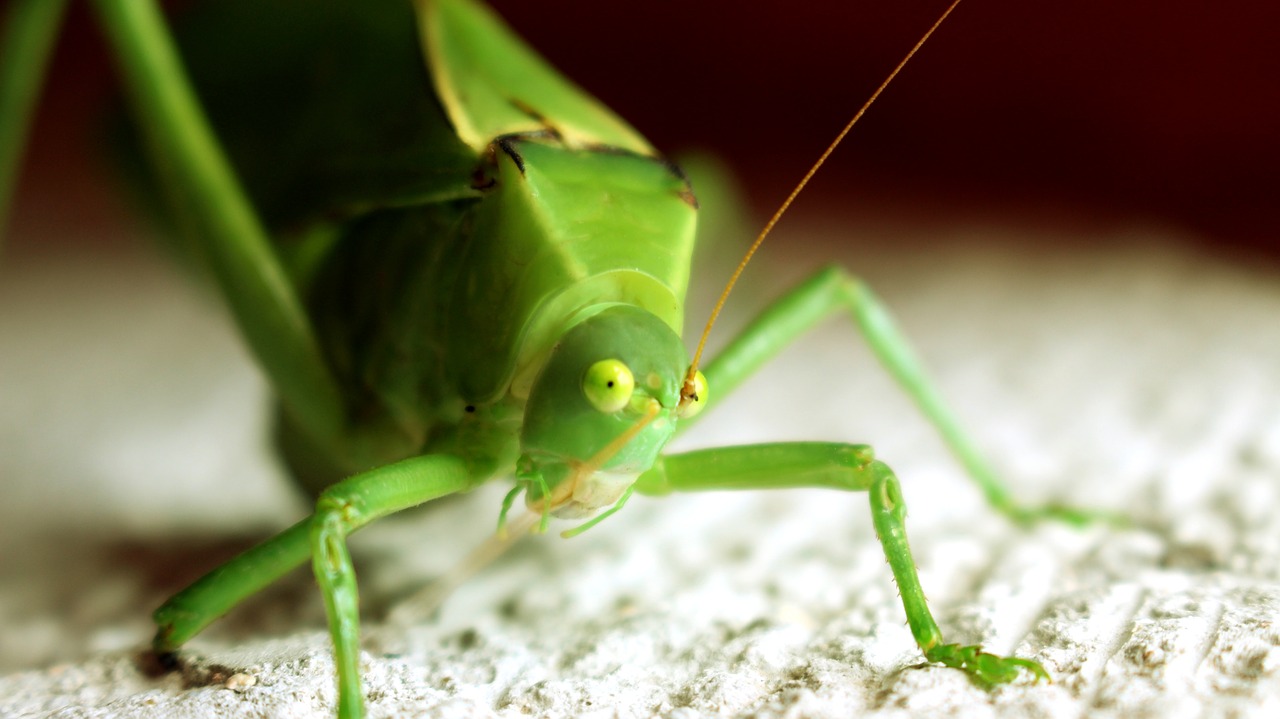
<box><xmin>1</xmin><ymin>0</ymin><xmax>1094</xmax><ymax>716</ymax></box>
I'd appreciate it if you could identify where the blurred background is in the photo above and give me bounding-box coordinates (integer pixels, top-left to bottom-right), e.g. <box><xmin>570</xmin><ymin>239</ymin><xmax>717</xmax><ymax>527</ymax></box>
<box><xmin>6</xmin><ymin>0</ymin><xmax>1279</xmax><ymax>257</ymax></box>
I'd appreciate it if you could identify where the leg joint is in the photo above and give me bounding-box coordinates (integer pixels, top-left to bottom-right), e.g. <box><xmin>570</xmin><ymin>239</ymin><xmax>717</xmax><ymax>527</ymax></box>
<box><xmin>868</xmin><ymin>460</ymin><xmax>905</xmax><ymax>517</ymax></box>
<box><xmin>315</xmin><ymin>494</ymin><xmax>361</xmax><ymax>527</ymax></box>
<box><xmin>828</xmin><ymin>444</ymin><xmax>876</xmax><ymax>490</ymax></box>
<box><xmin>835</xmin><ymin>443</ymin><xmax>875</xmax><ymax>468</ymax></box>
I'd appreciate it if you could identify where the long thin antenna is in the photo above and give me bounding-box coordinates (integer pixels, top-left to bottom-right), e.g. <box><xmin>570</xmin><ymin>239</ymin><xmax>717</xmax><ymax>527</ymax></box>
<box><xmin>682</xmin><ymin>0</ymin><xmax>965</xmax><ymax>399</ymax></box>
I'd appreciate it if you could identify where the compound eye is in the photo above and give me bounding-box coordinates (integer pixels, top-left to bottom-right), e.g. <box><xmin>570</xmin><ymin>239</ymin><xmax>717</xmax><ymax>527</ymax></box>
<box><xmin>583</xmin><ymin>359</ymin><xmax>635</xmax><ymax>413</ymax></box>
<box><xmin>678</xmin><ymin>370</ymin><xmax>708</xmax><ymax>418</ymax></box>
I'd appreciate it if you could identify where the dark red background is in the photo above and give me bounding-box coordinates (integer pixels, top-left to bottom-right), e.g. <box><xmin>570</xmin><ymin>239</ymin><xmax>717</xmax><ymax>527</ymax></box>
<box><xmin>11</xmin><ymin>1</ymin><xmax>1280</xmax><ymax>258</ymax></box>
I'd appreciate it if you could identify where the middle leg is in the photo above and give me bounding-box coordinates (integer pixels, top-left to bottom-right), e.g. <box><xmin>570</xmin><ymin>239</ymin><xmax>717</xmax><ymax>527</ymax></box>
<box><xmin>681</xmin><ymin>264</ymin><xmax>1117</xmax><ymax>526</ymax></box>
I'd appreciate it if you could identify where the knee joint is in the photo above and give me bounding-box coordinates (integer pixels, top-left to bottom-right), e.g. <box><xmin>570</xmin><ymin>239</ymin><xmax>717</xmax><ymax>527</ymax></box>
<box><xmin>834</xmin><ymin>444</ymin><xmax>875</xmax><ymax>469</ymax></box>
<box><xmin>316</xmin><ymin>494</ymin><xmax>360</xmax><ymax>525</ymax></box>
<box><xmin>869</xmin><ymin>461</ymin><xmax>905</xmax><ymax>515</ymax></box>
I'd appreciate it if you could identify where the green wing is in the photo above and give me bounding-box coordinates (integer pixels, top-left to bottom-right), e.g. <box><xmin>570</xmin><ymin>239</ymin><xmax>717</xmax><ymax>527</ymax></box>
<box><xmin>168</xmin><ymin>0</ymin><xmax>477</xmax><ymax>231</ymax></box>
<box><xmin>159</xmin><ymin>0</ymin><xmax>655</xmax><ymax>231</ymax></box>
<box><xmin>421</xmin><ymin>0</ymin><xmax>652</xmax><ymax>155</ymax></box>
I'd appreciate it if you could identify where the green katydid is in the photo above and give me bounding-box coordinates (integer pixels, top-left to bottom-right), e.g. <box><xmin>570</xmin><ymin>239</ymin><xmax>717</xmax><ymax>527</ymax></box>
<box><xmin>0</xmin><ymin>0</ymin><xmax>1109</xmax><ymax>716</ymax></box>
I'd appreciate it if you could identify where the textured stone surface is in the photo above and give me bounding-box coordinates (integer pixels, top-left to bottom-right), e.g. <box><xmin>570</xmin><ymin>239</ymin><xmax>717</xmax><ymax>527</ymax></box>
<box><xmin>3</xmin><ymin>223</ymin><xmax>1280</xmax><ymax>718</ymax></box>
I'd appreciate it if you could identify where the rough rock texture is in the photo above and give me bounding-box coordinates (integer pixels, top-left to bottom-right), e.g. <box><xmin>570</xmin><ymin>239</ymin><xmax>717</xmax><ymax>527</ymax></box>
<box><xmin>2</xmin><ymin>222</ymin><xmax>1279</xmax><ymax>718</ymax></box>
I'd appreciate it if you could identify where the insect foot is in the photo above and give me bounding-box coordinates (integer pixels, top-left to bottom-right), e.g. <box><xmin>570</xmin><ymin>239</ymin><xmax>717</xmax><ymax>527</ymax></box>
<box><xmin>134</xmin><ymin>648</ymin><xmax>181</xmax><ymax>679</ymax></box>
<box><xmin>924</xmin><ymin>643</ymin><xmax>1050</xmax><ymax>688</ymax></box>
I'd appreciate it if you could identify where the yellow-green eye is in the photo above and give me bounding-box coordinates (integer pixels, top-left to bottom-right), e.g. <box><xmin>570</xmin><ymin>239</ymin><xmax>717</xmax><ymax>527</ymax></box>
<box><xmin>678</xmin><ymin>370</ymin><xmax>708</xmax><ymax>418</ymax></box>
<box><xmin>583</xmin><ymin>359</ymin><xmax>634</xmax><ymax>413</ymax></box>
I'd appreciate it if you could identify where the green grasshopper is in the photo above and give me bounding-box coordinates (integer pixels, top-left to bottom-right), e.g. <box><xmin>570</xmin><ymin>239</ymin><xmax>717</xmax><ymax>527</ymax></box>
<box><xmin>1</xmin><ymin>0</ymin><xmax>1091</xmax><ymax>716</ymax></box>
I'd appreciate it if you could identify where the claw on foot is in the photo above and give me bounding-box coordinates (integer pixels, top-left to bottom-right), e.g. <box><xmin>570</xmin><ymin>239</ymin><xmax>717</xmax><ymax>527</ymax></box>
<box><xmin>926</xmin><ymin>643</ymin><xmax>1050</xmax><ymax>688</ymax></box>
<box><xmin>135</xmin><ymin>648</ymin><xmax>181</xmax><ymax>678</ymax></box>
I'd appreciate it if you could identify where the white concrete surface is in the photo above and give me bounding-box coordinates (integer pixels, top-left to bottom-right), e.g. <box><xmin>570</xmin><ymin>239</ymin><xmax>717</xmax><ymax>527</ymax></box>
<box><xmin>2</xmin><ymin>221</ymin><xmax>1279</xmax><ymax>718</ymax></box>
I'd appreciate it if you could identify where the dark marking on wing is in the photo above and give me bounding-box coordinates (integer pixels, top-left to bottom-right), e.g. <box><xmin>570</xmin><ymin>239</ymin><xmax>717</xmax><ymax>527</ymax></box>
<box><xmin>472</xmin><ymin>133</ymin><xmax>698</xmax><ymax>209</ymax></box>
<box><xmin>509</xmin><ymin>97</ymin><xmax>566</xmax><ymax>143</ymax></box>
<box><xmin>476</xmin><ymin>131</ymin><xmax>560</xmax><ymax>183</ymax></box>
<box><xmin>470</xmin><ymin>171</ymin><xmax>497</xmax><ymax>191</ymax></box>
<box><xmin>675</xmin><ymin>186</ymin><xmax>699</xmax><ymax>210</ymax></box>
<box><xmin>497</xmin><ymin>136</ymin><xmax>527</xmax><ymax>174</ymax></box>
<box><xmin>582</xmin><ymin>144</ymin><xmax>698</xmax><ymax>209</ymax></box>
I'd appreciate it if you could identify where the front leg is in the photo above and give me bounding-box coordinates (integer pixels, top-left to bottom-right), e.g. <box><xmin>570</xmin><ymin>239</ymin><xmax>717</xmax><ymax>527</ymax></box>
<box><xmin>635</xmin><ymin>443</ymin><xmax>1049</xmax><ymax>688</ymax></box>
<box><xmin>307</xmin><ymin>454</ymin><xmax>474</xmax><ymax>719</ymax></box>
<box><xmin>686</xmin><ymin>264</ymin><xmax>1113</xmax><ymax>526</ymax></box>
<box><xmin>154</xmin><ymin>454</ymin><xmax>476</xmax><ymax>719</ymax></box>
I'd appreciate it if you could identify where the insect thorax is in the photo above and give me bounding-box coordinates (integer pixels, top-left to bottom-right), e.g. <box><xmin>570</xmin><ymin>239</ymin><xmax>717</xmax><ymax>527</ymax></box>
<box><xmin>290</xmin><ymin>137</ymin><xmax>696</xmax><ymax>490</ymax></box>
